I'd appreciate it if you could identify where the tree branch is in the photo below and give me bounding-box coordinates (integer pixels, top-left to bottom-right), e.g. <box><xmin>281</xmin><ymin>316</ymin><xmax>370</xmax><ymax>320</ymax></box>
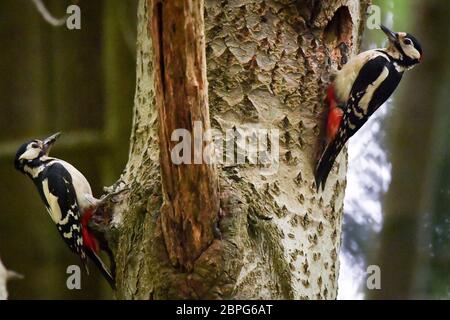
<box><xmin>149</xmin><ymin>0</ymin><xmax>219</xmax><ymax>271</ymax></box>
<box><xmin>0</xmin><ymin>258</ymin><xmax>22</xmax><ymax>300</ymax></box>
<box><xmin>30</xmin><ymin>0</ymin><xmax>69</xmax><ymax>27</ymax></box>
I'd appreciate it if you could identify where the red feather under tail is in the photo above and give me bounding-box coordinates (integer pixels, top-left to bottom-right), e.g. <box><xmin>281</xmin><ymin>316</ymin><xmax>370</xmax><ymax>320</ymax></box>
<box><xmin>80</xmin><ymin>208</ymin><xmax>115</xmax><ymax>288</ymax></box>
<box><xmin>325</xmin><ymin>84</ymin><xmax>343</xmax><ymax>144</ymax></box>
<box><xmin>81</xmin><ymin>208</ymin><xmax>100</xmax><ymax>254</ymax></box>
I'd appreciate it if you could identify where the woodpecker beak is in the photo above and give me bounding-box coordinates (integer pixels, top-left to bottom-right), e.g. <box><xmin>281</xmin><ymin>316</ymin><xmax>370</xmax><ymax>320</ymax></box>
<box><xmin>380</xmin><ymin>24</ymin><xmax>397</xmax><ymax>43</ymax></box>
<box><xmin>42</xmin><ymin>132</ymin><xmax>61</xmax><ymax>155</ymax></box>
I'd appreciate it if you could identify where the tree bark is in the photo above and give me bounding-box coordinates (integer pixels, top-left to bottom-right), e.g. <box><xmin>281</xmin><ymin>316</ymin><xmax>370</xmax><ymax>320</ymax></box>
<box><xmin>151</xmin><ymin>0</ymin><xmax>220</xmax><ymax>271</ymax></box>
<box><xmin>111</xmin><ymin>0</ymin><xmax>369</xmax><ymax>299</ymax></box>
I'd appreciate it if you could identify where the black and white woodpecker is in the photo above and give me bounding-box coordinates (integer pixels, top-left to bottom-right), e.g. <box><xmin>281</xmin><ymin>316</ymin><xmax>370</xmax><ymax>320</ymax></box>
<box><xmin>14</xmin><ymin>132</ymin><xmax>115</xmax><ymax>288</ymax></box>
<box><xmin>315</xmin><ymin>25</ymin><xmax>423</xmax><ymax>190</ymax></box>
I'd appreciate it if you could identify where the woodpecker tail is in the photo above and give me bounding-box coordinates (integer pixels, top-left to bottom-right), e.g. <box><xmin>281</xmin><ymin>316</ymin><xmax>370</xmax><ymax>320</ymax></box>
<box><xmin>80</xmin><ymin>251</ymin><xmax>90</xmax><ymax>275</ymax></box>
<box><xmin>85</xmin><ymin>249</ymin><xmax>116</xmax><ymax>289</ymax></box>
<box><xmin>315</xmin><ymin>138</ymin><xmax>343</xmax><ymax>191</ymax></box>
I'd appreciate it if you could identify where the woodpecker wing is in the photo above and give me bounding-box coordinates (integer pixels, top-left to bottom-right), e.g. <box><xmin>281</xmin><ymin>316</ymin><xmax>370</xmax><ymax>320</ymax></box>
<box><xmin>316</xmin><ymin>55</ymin><xmax>403</xmax><ymax>190</ymax></box>
<box><xmin>349</xmin><ymin>55</ymin><xmax>403</xmax><ymax>122</ymax></box>
<box><xmin>37</xmin><ymin>162</ymin><xmax>115</xmax><ymax>286</ymax></box>
<box><xmin>38</xmin><ymin>163</ymin><xmax>87</xmax><ymax>262</ymax></box>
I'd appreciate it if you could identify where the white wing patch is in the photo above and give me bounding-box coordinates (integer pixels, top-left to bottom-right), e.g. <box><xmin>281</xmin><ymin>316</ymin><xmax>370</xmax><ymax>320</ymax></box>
<box><xmin>42</xmin><ymin>179</ymin><xmax>62</xmax><ymax>223</ymax></box>
<box><xmin>334</xmin><ymin>50</ymin><xmax>385</xmax><ymax>103</ymax></box>
<box><xmin>52</xmin><ymin>160</ymin><xmax>93</xmax><ymax>211</ymax></box>
<box><xmin>59</xmin><ymin>210</ymin><xmax>74</xmax><ymax>225</ymax></box>
<box><xmin>359</xmin><ymin>66</ymin><xmax>390</xmax><ymax>113</ymax></box>
<box><xmin>63</xmin><ymin>231</ymin><xmax>72</xmax><ymax>239</ymax></box>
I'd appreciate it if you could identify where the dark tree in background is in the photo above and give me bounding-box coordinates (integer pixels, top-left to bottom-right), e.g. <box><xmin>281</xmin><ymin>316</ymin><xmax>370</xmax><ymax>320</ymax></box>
<box><xmin>0</xmin><ymin>0</ymin><xmax>137</xmax><ymax>299</ymax></box>
<box><xmin>371</xmin><ymin>0</ymin><xmax>450</xmax><ymax>299</ymax></box>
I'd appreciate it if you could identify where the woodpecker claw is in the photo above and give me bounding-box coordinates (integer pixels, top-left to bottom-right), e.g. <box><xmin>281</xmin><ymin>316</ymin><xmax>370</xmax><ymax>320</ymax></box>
<box><xmin>99</xmin><ymin>187</ymin><xmax>129</xmax><ymax>206</ymax></box>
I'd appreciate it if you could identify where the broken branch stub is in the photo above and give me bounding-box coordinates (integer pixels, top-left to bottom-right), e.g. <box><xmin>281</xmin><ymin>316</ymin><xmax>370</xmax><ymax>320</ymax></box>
<box><xmin>149</xmin><ymin>0</ymin><xmax>220</xmax><ymax>271</ymax></box>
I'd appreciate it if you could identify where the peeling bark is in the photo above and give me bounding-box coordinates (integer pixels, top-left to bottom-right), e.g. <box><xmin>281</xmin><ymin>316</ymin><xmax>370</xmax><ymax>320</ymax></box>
<box><xmin>111</xmin><ymin>0</ymin><xmax>369</xmax><ymax>299</ymax></box>
<box><xmin>150</xmin><ymin>0</ymin><xmax>220</xmax><ymax>271</ymax></box>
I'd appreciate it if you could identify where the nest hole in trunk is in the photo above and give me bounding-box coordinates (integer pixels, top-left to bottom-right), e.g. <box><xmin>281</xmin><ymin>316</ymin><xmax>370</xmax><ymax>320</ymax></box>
<box><xmin>323</xmin><ymin>6</ymin><xmax>354</xmax><ymax>66</ymax></box>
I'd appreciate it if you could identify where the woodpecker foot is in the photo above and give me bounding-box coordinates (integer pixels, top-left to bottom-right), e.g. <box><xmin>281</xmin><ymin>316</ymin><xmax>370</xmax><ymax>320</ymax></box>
<box><xmin>85</xmin><ymin>187</ymin><xmax>129</xmax><ymax>209</ymax></box>
<box><xmin>98</xmin><ymin>187</ymin><xmax>129</xmax><ymax>206</ymax></box>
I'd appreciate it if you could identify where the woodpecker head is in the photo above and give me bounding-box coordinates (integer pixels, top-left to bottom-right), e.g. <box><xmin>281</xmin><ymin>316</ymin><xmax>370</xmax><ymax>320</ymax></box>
<box><xmin>14</xmin><ymin>132</ymin><xmax>61</xmax><ymax>173</ymax></box>
<box><xmin>380</xmin><ymin>24</ymin><xmax>423</xmax><ymax>68</ymax></box>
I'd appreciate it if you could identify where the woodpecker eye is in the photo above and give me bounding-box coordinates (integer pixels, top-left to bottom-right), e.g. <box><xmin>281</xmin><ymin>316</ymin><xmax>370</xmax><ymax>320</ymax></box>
<box><xmin>404</xmin><ymin>38</ymin><xmax>412</xmax><ymax>45</ymax></box>
<box><xmin>31</xmin><ymin>143</ymin><xmax>39</xmax><ymax>148</ymax></box>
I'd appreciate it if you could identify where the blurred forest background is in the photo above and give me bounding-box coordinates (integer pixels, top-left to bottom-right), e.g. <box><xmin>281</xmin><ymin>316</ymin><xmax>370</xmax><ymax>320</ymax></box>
<box><xmin>0</xmin><ymin>0</ymin><xmax>137</xmax><ymax>299</ymax></box>
<box><xmin>0</xmin><ymin>0</ymin><xmax>448</xmax><ymax>299</ymax></box>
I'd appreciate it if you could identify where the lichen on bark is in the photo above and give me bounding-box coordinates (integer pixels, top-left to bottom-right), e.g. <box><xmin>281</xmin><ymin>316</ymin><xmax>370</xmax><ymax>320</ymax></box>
<box><xmin>112</xmin><ymin>0</ymin><xmax>370</xmax><ymax>300</ymax></box>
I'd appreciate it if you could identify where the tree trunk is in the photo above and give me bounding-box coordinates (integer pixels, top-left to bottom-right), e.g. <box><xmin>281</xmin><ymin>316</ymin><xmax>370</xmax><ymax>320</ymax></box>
<box><xmin>111</xmin><ymin>0</ymin><xmax>369</xmax><ymax>299</ymax></box>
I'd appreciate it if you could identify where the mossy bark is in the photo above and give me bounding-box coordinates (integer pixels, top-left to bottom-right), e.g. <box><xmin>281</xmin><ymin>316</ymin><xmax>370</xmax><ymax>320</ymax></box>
<box><xmin>112</xmin><ymin>0</ymin><xmax>369</xmax><ymax>299</ymax></box>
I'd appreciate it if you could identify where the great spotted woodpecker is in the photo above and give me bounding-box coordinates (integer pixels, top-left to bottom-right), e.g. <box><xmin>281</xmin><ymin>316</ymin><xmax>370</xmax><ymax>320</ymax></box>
<box><xmin>14</xmin><ymin>132</ymin><xmax>116</xmax><ymax>288</ymax></box>
<box><xmin>315</xmin><ymin>25</ymin><xmax>423</xmax><ymax>190</ymax></box>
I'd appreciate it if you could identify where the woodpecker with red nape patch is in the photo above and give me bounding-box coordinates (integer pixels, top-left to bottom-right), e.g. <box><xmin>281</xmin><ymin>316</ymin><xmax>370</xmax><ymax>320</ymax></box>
<box><xmin>315</xmin><ymin>25</ymin><xmax>423</xmax><ymax>190</ymax></box>
<box><xmin>14</xmin><ymin>132</ymin><xmax>118</xmax><ymax>288</ymax></box>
